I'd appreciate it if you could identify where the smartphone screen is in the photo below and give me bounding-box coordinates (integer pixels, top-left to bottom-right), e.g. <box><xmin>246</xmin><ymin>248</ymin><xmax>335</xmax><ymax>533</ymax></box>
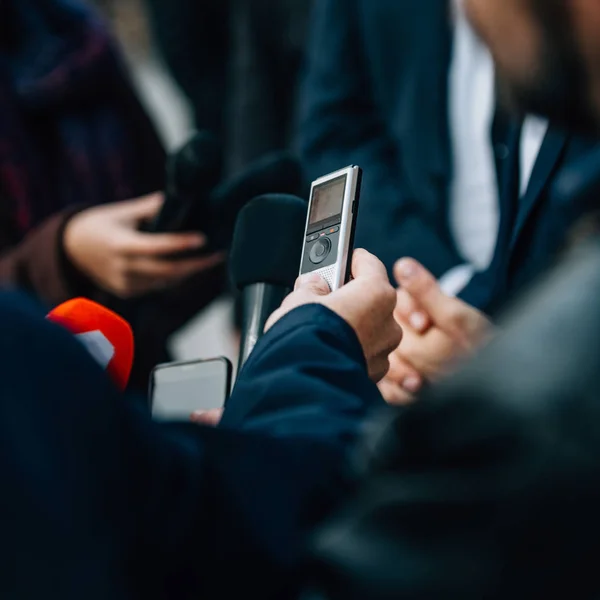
<box><xmin>150</xmin><ymin>358</ymin><xmax>232</xmax><ymax>420</ymax></box>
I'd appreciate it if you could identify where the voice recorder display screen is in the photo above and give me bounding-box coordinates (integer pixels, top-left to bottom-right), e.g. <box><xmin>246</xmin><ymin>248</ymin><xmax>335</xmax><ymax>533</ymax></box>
<box><xmin>309</xmin><ymin>175</ymin><xmax>347</xmax><ymax>225</ymax></box>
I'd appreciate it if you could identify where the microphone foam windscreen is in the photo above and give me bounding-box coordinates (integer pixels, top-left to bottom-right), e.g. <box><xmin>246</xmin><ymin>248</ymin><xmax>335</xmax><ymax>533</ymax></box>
<box><xmin>210</xmin><ymin>152</ymin><xmax>303</xmax><ymax>212</ymax></box>
<box><xmin>230</xmin><ymin>194</ymin><xmax>308</xmax><ymax>289</ymax></box>
<box><xmin>171</xmin><ymin>130</ymin><xmax>223</xmax><ymax>193</ymax></box>
<box><xmin>205</xmin><ymin>153</ymin><xmax>305</xmax><ymax>250</ymax></box>
<box><xmin>47</xmin><ymin>298</ymin><xmax>134</xmax><ymax>391</ymax></box>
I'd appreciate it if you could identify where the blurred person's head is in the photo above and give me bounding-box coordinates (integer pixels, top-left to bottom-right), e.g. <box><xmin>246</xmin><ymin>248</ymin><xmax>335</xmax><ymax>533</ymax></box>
<box><xmin>464</xmin><ymin>0</ymin><xmax>600</xmax><ymax>132</ymax></box>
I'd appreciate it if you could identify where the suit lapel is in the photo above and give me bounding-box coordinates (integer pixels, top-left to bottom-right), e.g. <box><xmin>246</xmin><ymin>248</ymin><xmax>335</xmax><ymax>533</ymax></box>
<box><xmin>509</xmin><ymin>126</ymin><xmax>569</xmax><ymax>249</ymax></box>
<box><xmin>478</xmin><ymin>120</ymin><xmax>521</xmax><ymax>306</ymax></box>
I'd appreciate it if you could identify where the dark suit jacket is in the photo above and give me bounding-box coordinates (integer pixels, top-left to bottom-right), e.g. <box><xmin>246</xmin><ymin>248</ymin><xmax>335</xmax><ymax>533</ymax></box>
<box><xmin>461</xmin><ymin>127</ymin><xmax>600</xmax><ymax>314</ymax></box>
<box><xmin>299</xmin><ymin>0</ymin><xmax>600</xmax><ymax>314</ymax></box>
<box><xmin>298</xmin><ymin>0</ymin><xmax>459</xmax><ymax>278</ymax></box>
<box><xmin>227</xmin><ymin>0</ymin><xmax>311</xmax><ymax>175</ymax></box>
<box><xmin>0</xmin><ymin>292</ymin><xmax>384</xmax><ymax>599</ymax></box>
<box><xmin>146</xmin><ymin>0</ymin><xmax>311</xmax><ymax>176</ymax></box>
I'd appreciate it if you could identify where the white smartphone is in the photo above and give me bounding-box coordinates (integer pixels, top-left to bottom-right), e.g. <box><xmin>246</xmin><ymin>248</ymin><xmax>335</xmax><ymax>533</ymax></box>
<box><xmin>149</xmin><ymin>357</ymin><xmax>232</xmax><ymax>420</ymax></box>
<box><xmin>299</xmin><ymin>165</ymin><xmax>362</xmax><ymax>291</ymax></box>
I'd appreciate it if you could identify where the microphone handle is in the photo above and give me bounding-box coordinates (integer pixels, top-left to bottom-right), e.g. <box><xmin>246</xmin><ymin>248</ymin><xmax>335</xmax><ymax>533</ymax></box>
<box><xmin>238</xmin><ymin>283</ymin><xmax>290</xmax><ymax>372</ymax></box>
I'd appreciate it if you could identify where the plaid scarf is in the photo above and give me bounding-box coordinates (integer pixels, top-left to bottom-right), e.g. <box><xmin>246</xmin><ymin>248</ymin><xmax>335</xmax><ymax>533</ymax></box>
<box><xmin>0</xmin><ymin>0</ymin><xmax>166</xmax><ymax>233</ymax></box>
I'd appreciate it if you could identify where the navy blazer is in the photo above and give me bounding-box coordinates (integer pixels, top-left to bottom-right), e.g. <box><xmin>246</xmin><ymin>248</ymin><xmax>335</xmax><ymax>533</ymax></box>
<box><xmin>0</xmin><ymin>292</ymin><xmax>384</xmax><ymax>600</ymax></box>
<box><xmin>461</xmin><ymin>128</ymin><xmax>600</xmax><ymax>314</ymax></box>
<box><xmin>298</xmin><ymin>0</ymin><xmax>459</xmax><ymax>278</ymax></box>
<box><xmin>299</xmin><ymin>0</ymin><xmax>600</xmax><ymax>314</ymax></box>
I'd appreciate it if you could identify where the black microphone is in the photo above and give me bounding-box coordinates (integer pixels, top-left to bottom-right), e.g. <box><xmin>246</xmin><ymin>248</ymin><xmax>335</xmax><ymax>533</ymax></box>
<box><xmin>230</xmin><ymin>194</ymin><xmax>308</xmax><ymax>369</ymax></box>
<box><xmin>206</xmin><ymin>151</ymin><xmax>304</xmax><ymax>251</ymax></box>
<box><xmin>149</xmin><ymin>131</ymin><xmax>223</xmax><ymax>233</ymax></box>
<box><xmin>149</xmin><ymin>137</ymin><xmax>305</xmax><ymax>255</ymax></box>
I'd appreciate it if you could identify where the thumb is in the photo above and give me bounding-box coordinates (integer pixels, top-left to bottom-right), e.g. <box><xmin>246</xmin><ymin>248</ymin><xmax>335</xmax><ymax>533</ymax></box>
<box><xmin>350</xmin><ymin>248</ymin><xmax>389</xmax><ymax>281</ymax></box>
<box><xmin>264</xmin><ymin>273</ymin><xmax>331</xmax><ymax>333</ymax></box>
<box><xmin>116</xmin><ymin>193</ymin><xmax>164</xmax><ymax>223</ymax></box>
<box><xmin>394</xmin><ymin>258</ymin><xmax>468</xmax><ymax>338</ymax></box>
<box><xmin>190</xmin><ymin>409</ymin><xmax>223</xmax><ymax>427</ymax></box>
<box><xmin>394</xmin><ymin>258</ymin><xmax>444</xmax><ymax>309</ymax></box>
<box><xmin>294</xmin><ymin>273</ymin><xmax>331</xmax><ymax>296</ymax></box>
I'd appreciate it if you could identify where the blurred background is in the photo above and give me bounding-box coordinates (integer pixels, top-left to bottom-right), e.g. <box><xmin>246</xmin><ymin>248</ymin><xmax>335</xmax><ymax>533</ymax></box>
<box><xmin>93</xmin><ymin>0</ymin><xmax>231</xmax><ymax>366</ymax></box>
<box><xmin>84</xmin><ymin>0</ymin><xmax>310</xmax><ymax>371</ymax></box>
<box><xmin>89</xmin><ymin>0</ymin><xmax>192</xmax><ymax>150</ymax></box>
<box><xmin>10</xmin><ymin>0</ymin><xmax>585</xmax><ymax>396</ymax></box>
<box><xmin>88</xmin><ymin>0</ymin><xmax>227</xmax><ymax>368</ymax></box>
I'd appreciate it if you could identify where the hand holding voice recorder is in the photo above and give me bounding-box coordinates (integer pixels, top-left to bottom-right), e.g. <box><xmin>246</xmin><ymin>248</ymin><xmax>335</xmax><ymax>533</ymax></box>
<box><xmin>300</xmin><ymin>165</ymin><xmax>362</xmax><ymax>291</ymax></box>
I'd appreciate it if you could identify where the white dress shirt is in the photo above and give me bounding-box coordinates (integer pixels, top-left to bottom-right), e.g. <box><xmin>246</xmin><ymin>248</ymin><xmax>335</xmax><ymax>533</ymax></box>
<box><xmin>520</xmin><ymin>115</ymin><xmax>549</xmax><ymax>197</ymax></box>
<box><xmin>440</xmin><ymin>0</ymin><xmax>547</xmax><ymax>296</ymax></box>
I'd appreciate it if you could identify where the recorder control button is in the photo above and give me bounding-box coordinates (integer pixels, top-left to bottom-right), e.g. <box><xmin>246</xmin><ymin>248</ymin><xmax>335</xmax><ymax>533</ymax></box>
<box><xmin>306</xmin><ymin>233</ymin><xmax>319</xmax><ymax>242</ymax></box>
<box><xmin>327</xmin><ymin>226</ymin><xmax>340</xmax><ymax>235</ymax></box>
<box><xmin>309</xmin><ymin>237</ymin><xmax>331</xmax><ymax>265</ymax></box>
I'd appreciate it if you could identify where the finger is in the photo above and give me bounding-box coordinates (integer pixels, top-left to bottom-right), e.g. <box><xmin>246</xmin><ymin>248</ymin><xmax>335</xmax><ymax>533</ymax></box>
<box><xmin>378</xmin><ymin>378</ymin><xmax>415</xmax><ymax>406</ymax></box>
<box><xmin>190</xmin><ymin>409</ymin><xmax>223</xmax><ymax>426</ymax></box>
<box><xmin>396</xmin><ymin>326</ymin><xmax>456</xmax><ymax>379</ymax></box>
<box><xmin>368</xmin><ymin>355</ymin><xmax>392</xmax><ymax>384</ymax></box>
<box><xmin>115</xmin><ymin>192</ymin><xmax>164</xmax><ymax>221</ymax></box>
<box><xmin>129</xmin><ymin>253</ymin><xmax>225</xmax><ymax>281</ymax></box>
<box><xmin>119</xmin><ymin>254</ymin><xmax>225</xmax><ymax>297</ymax></box>
<box><xmin>282</xmin><ymin>274</ymin><xmax>330</xmax><ymax>313</ymax></box>
<box><xmin>394</xmin><ymin>258</ymin><xmax>481</xmax><ymax>347</ymax></box>
<box><xmin>167</xmin><ymin>253</ymin><xmax>226</xmax><ymax>282</ymax></box>
<box><xmin>294</xmin><ymin>272</ymin><xmax>331</xmax><ymax>295</ymax></box>
<box><xmin>336</xmin><ymin>250</ymin><xmax>397</xmax><ymax>317</ymax></box>
<box><xmin>394</xmin><ymin>258</ymin><xmax>444</xmax><ymax>315</ymax></box>
<box><xmin>120</xmin><ymin>231</ymin><xmax>207</xmax><ymax>257</ymax></box>
<box><xmin>264</xmin><ymin>274</ymin><xmax>331</xmax><ymax>333</ymax></box>
<box><xmin>387</xmin><ymin>350</ymin><xmax>424</xmax><ymax>394</ymax></box>
<box><xmin>108</xmin><ymin>275</ymin><xmax>158</xmax><ymax>299</ymax></box>
<box><xmin>383</xmin><ymin>318</ymin><xmax>404</xmax><ymax>359</ymax></box>
<box><xmin>126</xmin><ymin>255</ymin><xmax>224</xmax><ymax>295</ymax></box>
<box><xmin>394</xmin><ymin>288</ymin><xmax>432</xmax><ymax>333</ymax></box>
<box><xmin>351</xmin><ymin>248</ymin><xmax>389</xmax><ymax>281</ymax></box>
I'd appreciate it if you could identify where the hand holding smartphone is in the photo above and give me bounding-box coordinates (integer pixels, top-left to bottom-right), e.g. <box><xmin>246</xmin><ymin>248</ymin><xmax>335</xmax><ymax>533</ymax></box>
<box><xmin>300</xmin><ymin>165</ymin><xmax>362</xmax><ymax>291</ymax></box>
<box><xmin>149</xmin><ymin>357</ymin><xmax>232</xmax><ymax>421</ymax></box>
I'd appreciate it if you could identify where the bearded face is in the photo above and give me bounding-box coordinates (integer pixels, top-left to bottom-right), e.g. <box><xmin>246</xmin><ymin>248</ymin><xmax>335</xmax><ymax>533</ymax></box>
<box><xmin>465</xmin><ymin>0</ymin><xmax>599</xmax><ymax>133</ymax></box>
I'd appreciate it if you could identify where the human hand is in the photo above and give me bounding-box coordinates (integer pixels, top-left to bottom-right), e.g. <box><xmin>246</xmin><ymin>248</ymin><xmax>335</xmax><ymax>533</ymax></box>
<box><xmin>190</xmin><ymin>408</ymin><xmax>223</xmax><ymax>426</ymax></box>
<box><xmin>379</xmin><ymin>258</ymin><xmax>493</xmax><ymax>404</ymax></box>
<box><xmin>266</xmin><ymin>249</ymin><xmax>402</xmax><ymax>382</ymax></box>
<box><xmin>63</xmin><ymin>193</ymin><xmax>224</xmax><ymax>298</ymax></box>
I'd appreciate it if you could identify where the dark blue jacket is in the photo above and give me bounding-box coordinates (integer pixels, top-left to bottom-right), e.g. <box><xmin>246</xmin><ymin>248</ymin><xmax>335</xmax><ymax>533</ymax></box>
<box><xmin>461</xmin><ymin>127</ymin><xmax>600</xmax><ymax>314</ymax></box>
<box><xmin>0</xmin><ymin>291</ymin><xmax>384</xmax><ymax>600</ymax></box>
<box><xmin>298</xmin><ymin>0</ymin><xmax>600</xmax><ymax>314</ymax></box>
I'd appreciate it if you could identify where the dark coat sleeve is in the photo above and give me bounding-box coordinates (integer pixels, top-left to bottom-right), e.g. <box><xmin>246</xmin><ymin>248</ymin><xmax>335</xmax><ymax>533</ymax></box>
<box><xmin>0</xmin><ymin>293</ymin><xmax>383</xmax><ymax>600</ymax></box>
<box><xmin>189</xmin><ymin>304</ymin><xmax>387</xmax><ymax>597</ymax></box>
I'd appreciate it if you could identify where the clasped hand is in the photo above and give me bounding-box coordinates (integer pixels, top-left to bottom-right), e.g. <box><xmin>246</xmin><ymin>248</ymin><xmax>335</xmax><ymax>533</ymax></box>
<box><xmin>379</xmin><ymin>258</ymin><xmax>493</xmax><ymax>405</ymax></box>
